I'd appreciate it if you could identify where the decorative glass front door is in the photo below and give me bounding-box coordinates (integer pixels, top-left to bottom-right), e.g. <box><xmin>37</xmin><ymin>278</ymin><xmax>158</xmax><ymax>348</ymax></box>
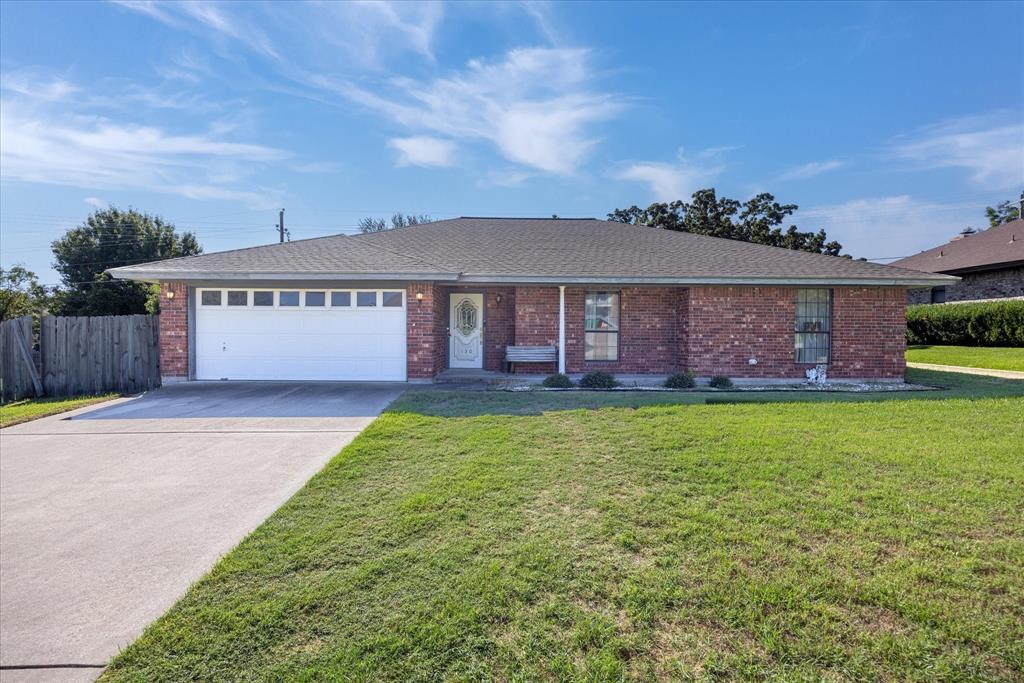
<box><xmin>449</xmin><ymin>293</ymin><xmax>483</xmax><ymax>368</ymax></box>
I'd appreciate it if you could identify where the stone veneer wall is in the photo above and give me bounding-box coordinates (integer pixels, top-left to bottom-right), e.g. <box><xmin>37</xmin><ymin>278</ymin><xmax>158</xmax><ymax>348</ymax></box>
<box><xmin>908</xmin><ymin>266</ymin><xmax>1024</xmax><ymax>304</ymax></box>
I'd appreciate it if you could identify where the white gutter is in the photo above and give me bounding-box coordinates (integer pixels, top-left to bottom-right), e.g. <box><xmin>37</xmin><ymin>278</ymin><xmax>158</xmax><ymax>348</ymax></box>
<box><xmin>108</xmin><ymin>270</ymin><xmax>958</xmax><ymax>288</ymax></box>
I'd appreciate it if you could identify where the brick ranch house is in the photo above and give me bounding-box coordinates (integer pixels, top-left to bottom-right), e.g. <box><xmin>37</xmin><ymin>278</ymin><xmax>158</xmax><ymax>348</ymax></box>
<box><xmin>109</xmin><ymin>217</ymin><xmax>955</xmax><ymax>384</ymax></box>
<box><xmin>892</xmin><ymin>217</ymin><xmax>1024</xmax><ymax>304</ymax></box>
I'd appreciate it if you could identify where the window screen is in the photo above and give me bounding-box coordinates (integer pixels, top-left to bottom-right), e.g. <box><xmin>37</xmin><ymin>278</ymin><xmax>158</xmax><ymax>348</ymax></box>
<box><xmin>795</xmin><ymin>289</ymin><xmax>832</xmax><ymax>363</ymax></box>
<box><xmin>585</xmin><ymin>292</ymin><xmax>619</xmax><ymax>361</ymax></box>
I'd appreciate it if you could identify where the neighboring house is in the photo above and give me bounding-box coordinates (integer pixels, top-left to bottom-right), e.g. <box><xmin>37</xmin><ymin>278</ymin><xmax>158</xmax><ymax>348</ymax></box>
<box><xmin>109</xmin><ymin>217</ymin><xmax>954</xmax><ymax>383</ymax></box>
<box><xmin>892</xmin><ymin>219</ymin><xmax>1024</xmax><ymax>304</ymax></box>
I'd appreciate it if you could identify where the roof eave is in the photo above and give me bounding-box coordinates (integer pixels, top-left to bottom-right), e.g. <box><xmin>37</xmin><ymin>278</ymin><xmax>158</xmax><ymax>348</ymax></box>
<box><xmin>107</xmin><ymin>269</ymin><xmax>461</xmax><ymax>283</ymax></box>
<box><xmin>457</xmin><ymin>274</ymin><xmax>961</xmax><ymax>287</ymax></box>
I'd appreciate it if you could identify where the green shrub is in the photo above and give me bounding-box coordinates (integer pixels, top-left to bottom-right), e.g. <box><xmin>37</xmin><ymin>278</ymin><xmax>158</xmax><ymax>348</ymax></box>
<box><xmin>664</xmin><ymin>371</ymin><xmax>696</xmax><ymax>389</ymax></box>
<box><xmin>708</xmin><ymin>375</ymin><xmax>733</xmax><ymax>389</ymax></box>
<box><xmin>542</xmin><ymin>373</ymin><xmax>574</xmax><ymax>388</ymax></box>
<box><xmin>906</xmin><ymin>300</ymin><xmax>1024</xmax><ymax>347</ymax></box>
<box><xmin>579</xmin><ymin>372</ymin><xmax>619</xmax><ymax>389</ymax></box>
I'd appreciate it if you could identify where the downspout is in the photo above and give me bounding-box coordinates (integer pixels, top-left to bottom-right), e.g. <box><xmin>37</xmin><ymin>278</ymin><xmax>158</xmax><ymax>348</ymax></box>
<box><xmin>558</xmin><ymin>285</ymin><xmax>566</xmax><ymax>374</ymax></box>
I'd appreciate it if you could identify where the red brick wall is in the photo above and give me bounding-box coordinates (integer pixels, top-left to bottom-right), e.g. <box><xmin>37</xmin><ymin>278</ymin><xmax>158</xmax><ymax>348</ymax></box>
<box><xmin>513</xmin><ymin>286</ymin><xmax>560</xmax><ymax>373</ymax></box>
<box><xmin>484</xmin><ymin>287</ymin><xmax>515</xmax><ymax>371</ymax></box>
<box><xmin>685</xmin><ymin>286</ymin><xmax>907</xmax><ymax>379</ymax></box>
<box><xmin>406</xmin><ymin>283</ymin><xmax>447</xmax><ymax>379</ymax></box>
<box><xmin>685</xmin><ymin>286</ymin><xmax>802</xmax><ymax>378</ymax></box>
<box><xmin>159</xmin><ymin>282</ymin><xmax>189</xmax><ymax>379</ymax></box>
<box><xmin>831</xmin><ymin>287</ymin><xmax>906</xmax><ymax>378</ymax></box>
<box><xmin>565</xmin><ymin>287</ymin><xmax>685</xmax><ymax>374</ymax></box>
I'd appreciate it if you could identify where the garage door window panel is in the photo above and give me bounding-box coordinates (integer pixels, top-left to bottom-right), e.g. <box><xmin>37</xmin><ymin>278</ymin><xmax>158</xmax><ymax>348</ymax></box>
<box><xmin>382</xmin><ymin>291</ymin><xmax>403</xmax><ymax>307</ymax></box>
<box><xmin>227</xmin><ymin>291</ymin><xmax>248</xmax><ymax>306</ymax></box>
<box><xmin>201</xmin><ymin>290</ymin><xmax>222</xmax><ymax>307</ymax></box>
<box><xmin>331</xmin><ymin>291</ymin><xmax>351</xmax><ymax>307</ymax></box>
<box><xmin>357</xmin><ymin>291</ymin><xmax>377</xmax><ymax>307</ymax></box>
<box><xmin>305</xmin><ymin>291</ymin><xmax>326</xmax><ymax>307</ymax></box>
<box><xmin>279</xmin><ymin>291</ymin><xmax>300</xmax><ymax>307</ymax></box>
<box><xmin>253</xmin><ymin>291</ymin><xmax>274</xmax><ymax>307</ymax></box>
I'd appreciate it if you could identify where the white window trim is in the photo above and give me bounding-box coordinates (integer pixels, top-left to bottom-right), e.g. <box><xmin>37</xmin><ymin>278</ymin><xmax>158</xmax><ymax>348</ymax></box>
<box><xmin>197</xmin><ymin>288</ymin><xmax>405</xmax><ymax>311</ymax></box>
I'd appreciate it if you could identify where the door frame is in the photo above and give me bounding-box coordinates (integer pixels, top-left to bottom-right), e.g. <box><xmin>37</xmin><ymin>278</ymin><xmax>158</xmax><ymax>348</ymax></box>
<box><xmin>447</xmin><ymin>291</ymin><xmax>486</xmax><ymax>369</ymax></box>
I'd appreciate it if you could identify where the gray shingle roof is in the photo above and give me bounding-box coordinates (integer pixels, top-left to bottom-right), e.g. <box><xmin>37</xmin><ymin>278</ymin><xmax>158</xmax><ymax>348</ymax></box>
<box><xmin>891</xmin><ymin>219</ymin><xmax>1024</xmax><ymax>274</ymax></box>
<box><xmin>109</xmin><ymin>217</ymin><xmax>956</xmax><ymax>286</ymax></box>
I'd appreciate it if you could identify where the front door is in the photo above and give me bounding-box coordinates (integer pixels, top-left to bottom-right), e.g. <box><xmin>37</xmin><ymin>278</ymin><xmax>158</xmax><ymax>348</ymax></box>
<box><xmin>449</xmin><ymin>293</ymin><xmax>484</xmax><ymax>369</ymax></box>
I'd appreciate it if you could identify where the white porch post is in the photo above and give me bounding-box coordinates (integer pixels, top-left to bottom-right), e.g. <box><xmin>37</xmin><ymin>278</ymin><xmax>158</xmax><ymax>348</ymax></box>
<box><xmin>558</xmin><ymin>285</ymin><xmax>566</xmax><ymax>374</ymax></box>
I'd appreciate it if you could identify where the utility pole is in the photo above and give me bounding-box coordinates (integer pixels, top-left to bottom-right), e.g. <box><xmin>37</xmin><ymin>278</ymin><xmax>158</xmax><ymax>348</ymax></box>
<box><xmin>277</xmin><ymin>208</ymin><xmax>287</xmax><ymax>243</ymax></box>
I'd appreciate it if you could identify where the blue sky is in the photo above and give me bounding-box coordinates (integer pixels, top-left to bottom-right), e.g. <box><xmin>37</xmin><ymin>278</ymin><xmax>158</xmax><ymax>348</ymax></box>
<box><xmin>2</xmin><ymin>0</ymin><xmax>1022</xmax><ymax>283</ymax></box>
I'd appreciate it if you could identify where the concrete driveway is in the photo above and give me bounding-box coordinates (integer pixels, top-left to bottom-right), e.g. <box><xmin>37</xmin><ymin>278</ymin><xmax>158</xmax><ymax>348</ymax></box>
<box><xmin>0</xmin><ymin>382</ymin><xmax>404</xmax><ymax>682</ymax></box>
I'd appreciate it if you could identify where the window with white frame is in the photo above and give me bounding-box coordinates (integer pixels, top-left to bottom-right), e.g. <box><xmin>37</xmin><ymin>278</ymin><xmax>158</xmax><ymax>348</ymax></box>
<box><xmin>795</xmin><ymin>288</ymin><xmax>832</xmax><ymax>363</ymax></box>
<box><xmin>585</xmin><ymin>291</ymin><xmax>619</xmax><ymax>361</ymax></box>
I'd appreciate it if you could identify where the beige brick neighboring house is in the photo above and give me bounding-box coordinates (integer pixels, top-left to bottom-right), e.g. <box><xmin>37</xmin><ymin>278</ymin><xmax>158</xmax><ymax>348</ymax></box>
<box><xmin>893</xmin><ymin>219</ymin><xmax>1024</xmax><ymax>304</ymax></box>
<box><xmin>109</xmin><ymin>217</ymin><xmax>954</xmax><ymax>384</ymax></box>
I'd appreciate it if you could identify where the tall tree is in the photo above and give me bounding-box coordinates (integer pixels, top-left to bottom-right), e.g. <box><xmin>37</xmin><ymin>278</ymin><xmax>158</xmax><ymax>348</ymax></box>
<box><xmin>0</xmin><ymin>266</ymin><xmax>53</xmax><ymax>320</ymax></box>
<box><xmin>358</xmin><ymin>213</ymin><xmax>432</xmax><ymax>233</ymax></box>
<box><xmin>609</xmin><ymin>189</ymin><xmax>842</xmax><ymax>256</ymax></box>
<box><xmin>51</xmin><ymin>207</ymin><xmax>201</xmax><ymax>316</ymax></box>
<box><xmin>985</xmin><ymin>196</ymin><xmax>1022</xmax><ymax>227</ymax></box>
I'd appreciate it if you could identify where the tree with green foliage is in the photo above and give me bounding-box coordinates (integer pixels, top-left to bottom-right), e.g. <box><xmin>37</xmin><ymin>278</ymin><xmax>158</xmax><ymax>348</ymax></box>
<box><xmin>51</xmin><ymin>207</ymin><xmax>201</xmax><ymax>316</ymax></box>
<box><xmin>608</xmin><ymin>189</ymin><xmax>843</xmax><ymax>256</ymax></box>
<box><xmin>0</xmin><ymin>265</ymin><xmax>53</xmax><ymax>320</ymax></box>
<box><xmin>358</xmin><ymin>213</ymin><xmax>432</xmax><ymax>233</ymax></box>
<box><xmin>985</xmin><ymin>196</ymin><xmax>1022</xmax><ymax>227</ymax></box>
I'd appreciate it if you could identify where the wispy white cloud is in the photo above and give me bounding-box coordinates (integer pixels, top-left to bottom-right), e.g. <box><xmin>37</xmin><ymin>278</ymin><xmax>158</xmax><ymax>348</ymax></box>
<box><xmin>323</xmin><ymin>48</ymin><xmax>621</xmax><ymax>174</ymax></box>
<box><xmin>0</xmin><ymin>95</ymin><xmax>287</xmax><ymax>207</ymax></box>
<box><xmin>889</xmin><ymin>112</ymin><xmax>1024</xmax><ymax>188</ymax></box>
<box><xmin>477</xmin><ymin>168</ymin><xmax>533</xmax><ymax>188</ymax></box>
<box><xmin>84</xmin><ymin>197</ymin><xmax>106</xmax><ymax>208</ymax></box>
<box><xmin>387</xmin><ymin>136</ymin><xmax>455</xmax><ymax>168</ymax></box>
<box><xmin>612</xmin><ymin>148</ymin><xmax>725</xmax><ymax>201</ymax></box>
<box><xmin>306</xmin><ymin>1</ymin><xmax>444</xmax><ymax>68</ymax></box>
<box><xmin>796</xmin><ymin>195</ymin><xmax>983</xmax><ymax>260</ymax></box>
<box><xmin>111</xmin><ymin>0</ymin><xmax>278</xmax><ymax>58</ymax></box>
<box><xmin>1</xmin><ymin>68</ymin><xmax>79</xmax><ymax>101</ymax></box>
<box><xmin>778</xmin><ymin>159</ymin><xmax>843</xmax><ymax>181</ymax></box>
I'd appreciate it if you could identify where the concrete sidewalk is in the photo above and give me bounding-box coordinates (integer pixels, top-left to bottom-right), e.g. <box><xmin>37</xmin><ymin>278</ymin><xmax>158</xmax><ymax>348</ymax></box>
<box><xmin>0</xmin><ymin>382</ymin><xmax>404</xmax><ymax>682</ymax></box>
<box><xmin>907</xmin><ymin>362</ymin><xmax>1024</xmax><ymax>380</ymax></box>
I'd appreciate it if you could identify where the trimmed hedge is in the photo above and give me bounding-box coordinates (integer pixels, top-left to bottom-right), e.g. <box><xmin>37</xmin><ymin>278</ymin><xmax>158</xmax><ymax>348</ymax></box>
<box><xmin>579</xmin><ymin>372</ymin><xmax>619</xmax><ymax>389</ymax></box>
<box><xmin>906</xmin><ymin>300</ymin><xmax>1024</xmax><ymax>347</ymax></box>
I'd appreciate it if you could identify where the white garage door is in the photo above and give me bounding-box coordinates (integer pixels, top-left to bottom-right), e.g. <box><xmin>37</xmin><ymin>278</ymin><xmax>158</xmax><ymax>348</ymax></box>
<box><xmin>195</xmin><ymin>288</ymin><xmax>407</xmax><ymax>381</ymax></box>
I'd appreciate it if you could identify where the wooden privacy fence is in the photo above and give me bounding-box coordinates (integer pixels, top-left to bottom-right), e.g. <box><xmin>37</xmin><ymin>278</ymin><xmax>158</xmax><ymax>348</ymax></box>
<box><xmin>1</xmin><ymin>314</ymin><xmax>160</xmax><ymax>402</ymax></box>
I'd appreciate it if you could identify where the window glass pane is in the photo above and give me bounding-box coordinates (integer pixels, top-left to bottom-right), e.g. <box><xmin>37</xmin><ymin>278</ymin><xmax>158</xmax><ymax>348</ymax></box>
<box><xmin>305</xmin><ymin>291</ymin><xmax>326</xmax><ymax>307</ymax></box>
<box><xmin>279</xmin><ymin>291</ymin><xmax>300</xmax><ymax>307</ymax></box>
<box><xmin>331</xmin><ymin>291</ymin><xmax>351</xmax><ymax>307</ymax></box>
<box><xmin>382</xmin><ymin>291</ymin><xmax>403</xmax><ymax>307</ymax></box>
<box><xmin>253</xmin><ymin>291</ymin><xmax>273</xmax><ymax>306</ymax></box>
<box><xmin>585</xmin><ymin>332</ymin><xmax>619</xmax><ymax>361</ymax></box>
<box><xmin>201</xmin><ymin>290</ymin><xmax>222</xmax><ymax>306</ymax></box>
<box><xmin>357</xmin><ymin>291</ymin><xmax>377</xmax><ymax>307</ymax></box>
<box><xmin>585</xmin><ymin>292</ymin><xmax>619</xmax><ymax>331</ymax></box>
<box><xmin>795</xmin><ymin>289</ymin><xmax>831</xmax><ymax>363</ymax></box>
<box><xmin>227</xmin><ymin>290</ymin><xmax>247</xmax><ymax>306</ymax></box>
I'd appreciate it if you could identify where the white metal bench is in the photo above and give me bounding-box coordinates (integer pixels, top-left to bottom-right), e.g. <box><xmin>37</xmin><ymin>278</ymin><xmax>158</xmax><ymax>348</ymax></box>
<box><xmin>505</xmin><ymin>345</ymin><xmax>557</xmax><ymax>372</ymax></box>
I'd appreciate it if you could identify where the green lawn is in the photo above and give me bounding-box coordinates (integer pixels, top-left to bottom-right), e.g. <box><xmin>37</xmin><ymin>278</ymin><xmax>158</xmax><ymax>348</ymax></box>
<box><xmin>0</xmin><ymin>394</ymin><xmax>116</xmax><ymax>428</ymax></box>
<box><xmin>906</xmin><ymin>345</ymin><xmax>1024</xmax><ymax>372</ymax></box>
<box><xmin>103</xmin><ymin>370</ymin><xmax>1024</xmax><ymax>682</ymax></box>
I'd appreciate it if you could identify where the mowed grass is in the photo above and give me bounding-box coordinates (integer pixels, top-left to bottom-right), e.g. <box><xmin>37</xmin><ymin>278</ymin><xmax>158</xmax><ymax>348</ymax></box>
<box><xmin>0</xmin><ymin>394</ymin><xmax>116</xmax><ymax>428</ymax></box>
<box><xmin>906</xmin><ymin>345</ymin><xmax>1024</xmax><ymax>372</ymax></box>
<box><xmin>104</xmin><ymin>376</ymin><xmax>1024</xmax><ymax>681</ymax></box>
